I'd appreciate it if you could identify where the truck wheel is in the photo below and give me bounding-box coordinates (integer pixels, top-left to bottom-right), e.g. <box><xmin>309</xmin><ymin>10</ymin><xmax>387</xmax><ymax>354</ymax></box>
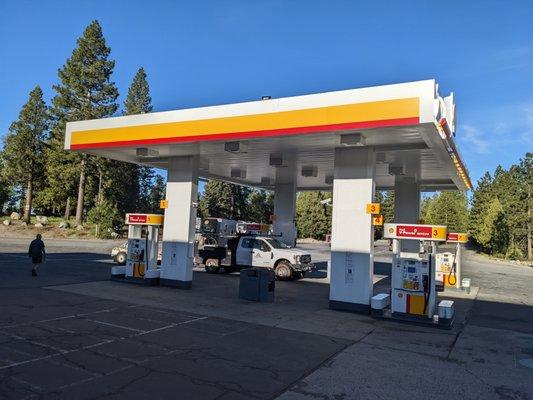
<box><xmin>275</xmin><ymin>261</ymin><xmax>293</xmax><ymax>280</ymax></box>
<box><xmin>115</xmin><ymin>252</ymin><xmax>127</xmax><ymax>265</ymax></box>
<box><xmin>205</xmin><ymin>259</ymin><xmax>220</xmax><ymax>274</ymax></box>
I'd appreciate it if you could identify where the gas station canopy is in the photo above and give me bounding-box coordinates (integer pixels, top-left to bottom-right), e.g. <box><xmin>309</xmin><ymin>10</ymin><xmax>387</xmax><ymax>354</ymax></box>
<box><xmin>65</xmin><ymin>79</ymin><xmax>471</xmax><ymax>191</ymax></box>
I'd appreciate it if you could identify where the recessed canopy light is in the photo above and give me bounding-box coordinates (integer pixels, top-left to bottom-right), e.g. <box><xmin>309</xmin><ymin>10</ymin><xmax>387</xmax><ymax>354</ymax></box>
<box><xmin>261</xmin><ymin>177</ymin><xmax>273</xmax><ymax>185</ymax></box>
<box><xmin>302</xmin><ymin>166</ymin><xmax>318</xmax><ymax>177</ymax></box>
<box><xmin>231</xmin><ymin>168</ymin><xmax>246</xmax><ymax>179</ymax></box>
<box><xmin>340</xmin><ymin>133</ymin><xmax>366</xmax><ymax>147</ymax></box>
<box><xmin>269</xmin><ymin>154</ymin><xmax>283</xmax><ymax>166</ymax></box>
<box><xmin>388</xmin><ymin>165</ymin><xmax>405</xmax><ymax>176</ymax></box>
<box><xmin>224</xmin><ymin>141</ymin><xmax>248</xmax><ymax>153</ymax></box>
<box><xmin>136</xmin><ymin>148</ymin><xmax>159</xmax><ymax>157</ymax></box>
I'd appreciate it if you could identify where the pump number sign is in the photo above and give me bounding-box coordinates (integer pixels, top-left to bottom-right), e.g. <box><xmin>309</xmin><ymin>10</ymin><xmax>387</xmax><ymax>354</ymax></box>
<box><xmin>383</xmin><ymin>223</ymin><xmax>447</xmax><ymax>241</ymax></box>
<box><xmin>372</xmin><ymin>215</ymin><xmax>384</xmax><ymax>226</ymax></box>
<box><xmin>366</xmin><ymin>203</ymin><xmax>381</xmax><ymax>214</ymax></box>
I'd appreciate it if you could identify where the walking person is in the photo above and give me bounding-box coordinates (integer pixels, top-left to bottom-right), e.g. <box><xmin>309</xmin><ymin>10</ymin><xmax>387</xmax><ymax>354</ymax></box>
<box><xmin>29</xmin><ymin>234</ymin><xmax>46</xmax><ymax>276</ymax></box>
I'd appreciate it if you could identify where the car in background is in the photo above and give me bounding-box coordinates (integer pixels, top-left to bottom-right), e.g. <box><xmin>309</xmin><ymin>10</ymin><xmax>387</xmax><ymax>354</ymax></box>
<box><xmin>111</xmin><ymin>242</ymin><xmax>128</xmax><ymax>265</ymax></box>
<box><xmin>196</xmin><ymin>235</ymin><xmax>314</xmax><ymax>280</ymax></box>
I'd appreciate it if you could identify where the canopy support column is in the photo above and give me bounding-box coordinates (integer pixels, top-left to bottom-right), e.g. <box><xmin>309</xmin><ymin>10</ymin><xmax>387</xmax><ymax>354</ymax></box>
<box><xmin>394</xmin><ymin>177</ymin><xmax>421</xmax><ymax>253</ymax></box>
<box><xmin>329</xmin><ymin>147</ymin><xmax>375</xmax><ymax>314</ymax></box>
<box><xmin>160</xmin><ymin>156</ymin><xmax>199</xmax><ymax>289</ymax></box>
<box><xmin>273</xmin><ymin>157</ymin><xmax>297</xmax><ymax>247</ymax></box>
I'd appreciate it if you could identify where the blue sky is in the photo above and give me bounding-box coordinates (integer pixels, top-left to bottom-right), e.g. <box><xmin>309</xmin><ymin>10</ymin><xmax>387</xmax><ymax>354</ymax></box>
<box><xmin>1</xmin><ymin>0</ymin><xmax>532</xmax><ymax>187</ymax></box>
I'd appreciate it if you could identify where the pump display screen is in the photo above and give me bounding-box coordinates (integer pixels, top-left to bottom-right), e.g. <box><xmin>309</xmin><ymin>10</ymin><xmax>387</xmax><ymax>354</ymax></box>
<box><xmin>408</xmin><ymin>267</ymin><xmax>416</xmax><ymax>273</ymax></box>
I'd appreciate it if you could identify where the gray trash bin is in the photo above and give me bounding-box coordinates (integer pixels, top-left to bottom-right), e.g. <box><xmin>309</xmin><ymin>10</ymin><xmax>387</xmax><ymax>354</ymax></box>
<box><xmin>239</xmin><ymin>268</ymin><xmax>275</xmax><ymax>302</ymax></box>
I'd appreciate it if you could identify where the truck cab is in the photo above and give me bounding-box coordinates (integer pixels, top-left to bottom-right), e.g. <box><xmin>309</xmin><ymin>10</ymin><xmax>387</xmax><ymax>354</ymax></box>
<box><xmin>198</xmin><ymin>235</ymin><xmax>313</xmax><ymax>280</ymax></box>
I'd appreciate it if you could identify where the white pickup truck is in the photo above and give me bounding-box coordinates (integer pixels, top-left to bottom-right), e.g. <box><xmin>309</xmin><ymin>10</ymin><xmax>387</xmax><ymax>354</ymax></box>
<box><xmin>196</xmin><ymin>235</ymin><xmax>314</xmax><ymax>280</ymax></box>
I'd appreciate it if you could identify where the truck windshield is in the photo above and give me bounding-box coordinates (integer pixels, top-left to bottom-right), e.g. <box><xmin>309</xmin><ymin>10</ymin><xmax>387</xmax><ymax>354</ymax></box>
<box><xmin>265</xmin><ymin>238</ymin><xmax>290</xmax><ymax>249</ymax></box>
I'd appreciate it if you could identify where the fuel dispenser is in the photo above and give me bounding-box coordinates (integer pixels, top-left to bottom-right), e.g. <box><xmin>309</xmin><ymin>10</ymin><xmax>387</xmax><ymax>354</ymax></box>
<box><xmin>111</xmin><ymin>213</ymin><xmax>163</xmax><ymax>285</ymax></box>
<box><xmin>373</xmin><ymin>223</ymin><xmax>454</xmax><ymax>328</ymax></box>
<box><xmin>436</xmin><ymin>233</ymin><xmax>468</xmax><ymax>289</ymax></box>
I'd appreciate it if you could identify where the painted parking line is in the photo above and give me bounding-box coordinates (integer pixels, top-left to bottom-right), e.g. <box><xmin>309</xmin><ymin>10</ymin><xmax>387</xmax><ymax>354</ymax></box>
<box><xmin>0</xmin><ymin>330</ymin><xmax>70</xmax><ymax>354</ymax></box>
<box><xmin>83</xmin><ymin>318</ymin><xmax>145</xmax><ymax>333</ymax></box>
<box><xmin>0</xmin><ymin>315</ymin><xmax>208</xmax><ymax>371</ymax></box>
<box><xmin>0</xmin><ymin>339</ymin><xmax>115</xmax><ymax>371</ymax></box>
<box><xmin>11</xmin><ymin>376</ymin><xmax>45</xmax><ymax>393</ymax></box>
<box><xmin>54</xmin><ymin>364</ymin><xmax>137</xmax><ymax>391</ymax></box>
<box><xmin>52</xmin><ymin>346</ymin><xmax>189</xmax><ymax>393</ymax></box>
<box><xmin>0</xmin><ymin>305</ymin><xmax>143</xmax><ymax>330</ymax></box>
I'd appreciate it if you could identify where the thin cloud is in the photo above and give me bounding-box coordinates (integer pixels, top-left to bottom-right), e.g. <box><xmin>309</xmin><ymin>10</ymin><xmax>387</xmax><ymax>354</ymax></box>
<box><xmin>520</xmin><ymin>105</ymin><xmax>533</xmax><ymax>145</ymax></box>
<box><xmin>460</xmin><ymin>124</ymin><xmax>490</xmax><ymax>154</ymax></box>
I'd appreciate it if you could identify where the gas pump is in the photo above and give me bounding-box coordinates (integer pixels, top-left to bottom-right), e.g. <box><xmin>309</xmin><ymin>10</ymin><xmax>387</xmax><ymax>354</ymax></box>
<box><xmin>436</xmin><ymin>233</ymin><xmax>468</xmax><ymax>289</ymax></box>
<box><xmin>372</xmin><ymin>223</ymin><xmax>454</xmax><ymax>328</ymax></box>
<box><xmin>111</xmin><ymin>213</ymin><xmax>163</xmax><ymax>285</ymax></box>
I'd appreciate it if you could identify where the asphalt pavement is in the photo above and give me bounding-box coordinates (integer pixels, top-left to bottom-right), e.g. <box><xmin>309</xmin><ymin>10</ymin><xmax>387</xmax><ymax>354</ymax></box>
<box><xmin>0</xmin><ymin>236</ymin><xmax>531</xmax><ymax>400</ymax></box>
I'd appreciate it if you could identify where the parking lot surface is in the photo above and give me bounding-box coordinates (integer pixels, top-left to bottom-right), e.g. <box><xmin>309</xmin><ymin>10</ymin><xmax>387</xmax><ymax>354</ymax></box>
<box><xmin>0</xmin><ymin>237</ymin><xmax>532</xmax><ymax>399</ymax></box>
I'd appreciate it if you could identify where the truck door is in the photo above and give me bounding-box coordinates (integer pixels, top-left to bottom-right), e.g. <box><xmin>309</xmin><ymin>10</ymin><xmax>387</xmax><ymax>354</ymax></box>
<box><xmin>252</xmin><ymin>239</ymin><xmax>272</xmax><ymax>268</ymax></box>
<box><xmin>236</xmin><ymin>237</ymin><xmax>254</xmax><ymax>266</ymax></box>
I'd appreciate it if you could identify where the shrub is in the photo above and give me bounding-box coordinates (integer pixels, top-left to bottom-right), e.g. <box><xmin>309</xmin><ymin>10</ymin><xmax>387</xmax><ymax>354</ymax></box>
<box><xmin>87</xmin><ymin>201</ymin><xmax>123</xmax><ymax>239</ymax></box>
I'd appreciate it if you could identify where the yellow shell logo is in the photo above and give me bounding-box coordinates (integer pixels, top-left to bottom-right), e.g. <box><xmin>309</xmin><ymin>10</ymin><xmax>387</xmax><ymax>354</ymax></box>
<box><xmin>388</xmin><ymin>228</ymin><xmax>394</xmax><ymax>234</ymax></box>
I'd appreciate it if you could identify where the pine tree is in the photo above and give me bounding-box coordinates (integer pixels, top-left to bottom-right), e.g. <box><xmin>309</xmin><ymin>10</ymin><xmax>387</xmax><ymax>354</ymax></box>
<box><xmin>230</xmin><ymin>184</ymin><xmax>252</xmax><ymax>220</ymax></box>
<box><xmin>247</xmin><ymin>190</ymin><xmax>274</xmax><ymax>223</ymax></box>
<box><xmin>0</xmin><ymin>159</ymin><xmax>11</xmax><ymax>214</ymax></box>
<box><xmin>0</xmin><ymin>156</ymin><xmax>10</xmax><ymax>212</ymax></box>
<box><xmin>478</xmin><ymin>198</ymin><xmax>507</xmax><ymax>255</ymax></box>
<box><xmin>147</xmin><ymin>174</ymin><xmax>166</xmax><ymax>213</ymax></box>
<box><xmin>423</xmin><ymin>191</ymin><xmax>469</xmax><ymax>232</ymax></box>
<box><xmin>45</xmin><ymin>20</ymin><xmax>118</xmax><ymax>226</ymax></box>
<box><xmin>295</xmin><ymin>191</ymin><xmax>332</xmax><ymax>239</ymax></box>
<box><xmin>468</xmin><ymin>156</ymin><xmax>532</xmax><ymax>259</ymax></box>
<box><xmin>381</xmin><ymin>191</ymin><xmax>395</xmax><ymax>223</ymax></box>
<box><xmin>493</xmin><ymin>156</ymin><xmax>532</xmax><ymax>259</ymax></box>
<box><xmin>138</xmin><ymin>166</ymin><xmax>155</xmax><ymax>212</ymax></box>
<box><xmin>198</xmin><ymin>180</ymin><xmax>252</xmax><ymax>220</ymax></box>
<box><xmin>124</xmin><ymin>68</ymin><xmax>152</xmax><ymax>114</ymax></box>
<box><xmin>469</xmin><ymin>172</ymin><xmax>493</xmax><ymax>245</ymax></box>
<box><xmin>95</xmin><ymin>67</ymin><xmax>155</xmax><ymax>215</ymax></box>
<box><xmin>123</xmin><ymin>67</ymin><xmax>155</xmax><ymax>213</ymax></box>
<box><xmin>521</xmin><ymin>153</ymin><xmax>532</xmax><ymax>260</ymax></box>
<box><xmin>420</xmin><ymin>195</ymin><xmax>432</xmax><ymax>223</ymax></box>
<box><xmin>199</xmin><ymin>181</ymin><xmax>232</xmax><ymax>218</ymax></box>
<box><xmin>1</xmin><ymin>86</ymin><xmax>48</xmax><ymax>222</ymax></box>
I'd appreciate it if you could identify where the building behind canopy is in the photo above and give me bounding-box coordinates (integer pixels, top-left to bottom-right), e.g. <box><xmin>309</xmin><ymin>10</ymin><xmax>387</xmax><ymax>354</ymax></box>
<box><xmin>65</xmin><ymin>79</ymin><xmax>471</xmax><ymax>312</ymax></box>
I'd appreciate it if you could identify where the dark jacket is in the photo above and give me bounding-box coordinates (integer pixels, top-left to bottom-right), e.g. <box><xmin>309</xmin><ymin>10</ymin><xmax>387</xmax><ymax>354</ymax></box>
<box><xmin>29</xmin><ymin>239</ymin><xmax>45</xmax><ymax>258</ymax></box>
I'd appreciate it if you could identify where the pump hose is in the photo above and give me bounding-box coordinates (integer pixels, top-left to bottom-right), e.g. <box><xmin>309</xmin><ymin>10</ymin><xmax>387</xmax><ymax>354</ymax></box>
<box><xmin>423</xmin><ymin>254</ymin><xmax>432</xmax><ymax>315</ymax></box>
<box><xmin>447</xmin><ymin>264</ymin><xmax>457</xmax><ymax>286</ymax></box>
<box><xmin>447</xmin><ymin>252</ymin><xmax>458</xmax><ymax>286</ymax></box>
<box><xmin>133</xmin><ymin>262</ymin><xmax>146</xmax><ymax>278</ymax></box>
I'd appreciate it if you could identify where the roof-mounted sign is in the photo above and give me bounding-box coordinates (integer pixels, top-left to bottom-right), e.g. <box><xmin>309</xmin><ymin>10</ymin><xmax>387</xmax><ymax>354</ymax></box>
<box><xmin>383</xmin><ymin>223</ymin><xmax>447</xmax><ymax>241</ymax></box>
<box><xmin>447</xmin><ymin>232</ymin><xmax>468</xmax><ymax>243</ymax></box>
<box><xmin>125</xmin><ymin>213</ymin><xmax>164</xmax><ymax>226</ymax></box>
